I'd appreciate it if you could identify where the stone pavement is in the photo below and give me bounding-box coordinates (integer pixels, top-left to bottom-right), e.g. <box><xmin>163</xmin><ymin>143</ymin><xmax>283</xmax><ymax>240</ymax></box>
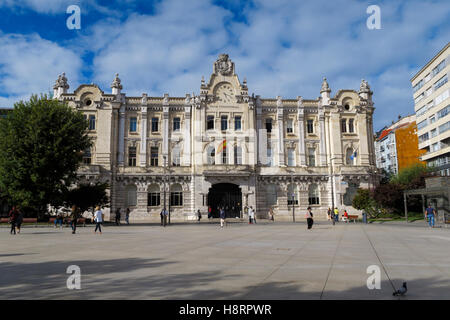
<box><xmin>0</xmin><ymin>220</ymin><xmax>449</xmax><ymax>299</ymax></box>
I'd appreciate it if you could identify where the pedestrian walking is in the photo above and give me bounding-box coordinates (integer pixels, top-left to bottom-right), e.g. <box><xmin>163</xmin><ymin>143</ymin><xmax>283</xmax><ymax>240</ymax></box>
<box><xmin>305</xmin><ymin>206</ymin><xmax>314</xmax><ymax>230</ymax></box>
<box><xmin>197</xmin><ymin>209</ymin><xmax>202</xmax><ymax>222</ymax></box>
<box><xmin>93</xmin><ymin>206</ymin><xmax>103</xmax><ymax>234</ymax></box>
<box><xmin>268</xmin><ymin>207</ymin><xmax>274</xmax><ymax>222</ymax></box>
<box><xmin>8</xmin><ymin>206</ymin><xmax>19</xmax><ymax>235</ymax></box>
<box><xmin>115</xmin><ymin>207</ymin><xmax>121</xmax><ymax>226</ymax></box>
<box><xmin>161</xmin><ymin>207</ymin><xmax>168</xmax><ymax>227</ymax></box>
<box><xmin>334</xmin><ymin>207</ymin><xmax>339</xmax><ymax>222</ymax></box>
<box><xmin>330</xmin><ymin>208</ymin><xmax>336</xmax><ymax>226</ymax></box>
<box><xmin>70</xmin><ymin>205</ymin><xmax>80</xmax><ymax>234</ymax></box>
<box><xmin>125</xmin><ymin>208</ymin><xmax>130</xmax><ymax>225</ymax></box>
<box><xmin>16</xmin><ymin>208</ymin><xmax>23</xmax><ymax>234</ymax></box>
<box><xmin>207</xmin><ymin>206</ymin><xmax>212</xmax><ymax>220</ymax></box>
<box><xmin>248</xmin><ymin>206</ymin><xmax>253</xmax><ymax>224</ymax></box>
<box><xmin>54</xmin><ymin>212</ymin><xmax>63</xmax><ymax>229</ymax></box>
<box><xmin>251</xmin><ymin>206</ymin><xmax>257</xmax><ymax>224</ymax></box>
<box><xmin>425</xmin><ymin>204</ymin><xmax>436</xmax><ymax>228</ymax></box>
<box><xmin>327</xmin><ymin>208</ymin><xmax>332</xmax><ymax>221</ymax></box>
<box><xmin>220</xmin><ymin>207</ymin><xmax>226</xmax><ymax>228</ymax></box>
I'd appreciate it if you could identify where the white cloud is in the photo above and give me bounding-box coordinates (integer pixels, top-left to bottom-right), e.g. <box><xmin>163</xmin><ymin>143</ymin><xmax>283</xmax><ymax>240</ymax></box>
<box><xmin>0</xmin><ymin>32</ymin><xmax>83</xmax><ymax>107</ymax></box>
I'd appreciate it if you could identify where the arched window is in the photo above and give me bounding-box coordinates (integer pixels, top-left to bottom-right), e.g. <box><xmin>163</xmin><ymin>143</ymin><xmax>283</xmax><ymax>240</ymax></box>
<box><xmin>308</xmin><ymin>184</ymin><xmax>320</xmax><ymax>205</ymax></box>
<box><xmin>148</xmin><ymin>184</ymin><xmax>160</xmax><ymax>207</ymax></box>
<box><xmin>346</xmin><ymin>148</ymin><xmax>355</xmax><ymax>165</ymax></box>
<box><xmin>287</xmin><ymin>184</ymin><xmax>298</xmax><ymax>205</ymax></box>
<box><xmin>234</xmin><ymin>146</ymin><xmax>242</xmax><ymax>165</ymax></box>
<box><xmin>170</xmin><ymin>184</ymin><xmax>183</xmax><ymax>206</ymax></box>
<box><xmin>126</xmin><ymin>184</ymin><xmax>137</xmax><ymax>207</ymax></box>
<box><xmin>266</xmin><ymin>184</ymin><xmax>278</xmax><ymax>207</ymax></box>
<box><xmin>222</xmin><ymin>147</ymin><xmax>228</xmax><ymax>164</ymax></box>
<box><xmin>207</xmin><ymin>146</ymin><xmax>215</xmax><ymax>165</ymax></box>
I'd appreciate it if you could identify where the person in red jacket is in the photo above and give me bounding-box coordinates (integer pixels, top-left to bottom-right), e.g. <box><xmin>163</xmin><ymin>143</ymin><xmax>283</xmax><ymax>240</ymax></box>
<box><xmin>9</xmin><ymin>206</ymin><xmax>19</xmax><ymax>235</ymax></box>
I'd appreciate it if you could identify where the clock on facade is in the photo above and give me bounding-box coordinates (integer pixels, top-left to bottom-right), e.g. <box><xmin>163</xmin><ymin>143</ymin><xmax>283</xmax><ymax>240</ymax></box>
<box><xmin>215</xmin><ymin>83</ymin><xmax>234</xmax><ymax>103</ymax></box>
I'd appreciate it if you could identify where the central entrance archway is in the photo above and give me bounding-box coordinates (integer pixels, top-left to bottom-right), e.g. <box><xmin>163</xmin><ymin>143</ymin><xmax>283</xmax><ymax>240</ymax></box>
<box><xmin>207</xmin><ymin>183</ymin><xmax>242</xmax><ymax>218</ymax></box>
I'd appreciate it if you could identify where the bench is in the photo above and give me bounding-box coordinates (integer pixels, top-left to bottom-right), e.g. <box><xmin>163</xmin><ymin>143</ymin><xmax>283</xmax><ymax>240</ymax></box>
<box><xmin>342</xmin><ymin>215</ymin><xmax>358</xmax><ymax>223</ymax></box>
<box><xmin>0</xmin><ymin>217</ymin><xmax>37</xmax><ymax>224</ymax></box>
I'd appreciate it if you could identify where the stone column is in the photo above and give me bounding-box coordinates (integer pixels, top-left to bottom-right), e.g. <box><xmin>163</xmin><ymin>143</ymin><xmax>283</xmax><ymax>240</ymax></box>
<box><xmin>118</xmin><ymin>105</ymin><xmax>125</xmax><ymax>165</ymax></box>
<box><xmin>297</xmin><ymin>97</ymin><xmax>306</xmax><ymax>166</ymax></box>
<box><xmin>277</xmin><ymin>96</ymin><xmax>285</xmax><ymax>166</ymax></box>
<box><xmin>319</xmin><ymin>109</ymin><xmax>327</xmax><ymax>166</ymax></box>
<box><xmin>184</xmin><ymin>97</ymin><xmax>191</xmax><ymax>166</ymax></box>
<box><xmin>163</xmin><ymin>97</ymin><xmax>169</xmax><ymax>158</ymax></box>
<box><xmin>140</xmin><ymin>106</ymin><xmax>147</xmax><ymax>167</ymax></box>
<box><xmin>136</xmin><ymin>182</ymin><xmax>148</xmax><ymax>220</ymax></box>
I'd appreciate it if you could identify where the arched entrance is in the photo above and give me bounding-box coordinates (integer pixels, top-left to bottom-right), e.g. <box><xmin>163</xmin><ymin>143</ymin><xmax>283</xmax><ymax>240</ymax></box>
<box><xmin>207</xmin><ymin>183</ymin><xmax>242</xmax><ymax>218</ymax></box>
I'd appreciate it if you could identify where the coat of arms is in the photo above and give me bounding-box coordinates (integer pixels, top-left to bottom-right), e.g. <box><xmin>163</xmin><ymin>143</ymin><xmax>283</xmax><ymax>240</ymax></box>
<box><xmin>215</xmin><ymin>54</ymin><xmax>233</xmax><ymax>76</ymax></box>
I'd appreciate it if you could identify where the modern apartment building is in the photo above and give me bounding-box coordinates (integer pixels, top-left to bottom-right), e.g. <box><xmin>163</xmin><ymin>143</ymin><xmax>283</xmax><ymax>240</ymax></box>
<box><xmin>375</xmin><ymin>114</ymin><xmax>425</xmax><ymax>175</ymax></box>
<box><xmin>411</xmin><ymin>43</ymin><xmax>450</xmax><ymax>176</ymax></box>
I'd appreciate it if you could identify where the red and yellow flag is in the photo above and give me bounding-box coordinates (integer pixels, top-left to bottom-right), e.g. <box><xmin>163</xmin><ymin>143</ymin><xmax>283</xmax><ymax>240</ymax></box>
<box><xmin>217</xmin><ymin>139</ymin><xmax>227</xmax><ymax>154</ymax></box>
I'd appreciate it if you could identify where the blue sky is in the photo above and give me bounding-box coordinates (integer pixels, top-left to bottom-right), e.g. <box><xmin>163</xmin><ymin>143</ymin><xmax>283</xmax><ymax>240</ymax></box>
<box><xmin>0</xmin><ymin>0</ymin><xmax>449</xmax><ymax>131</ymax></box>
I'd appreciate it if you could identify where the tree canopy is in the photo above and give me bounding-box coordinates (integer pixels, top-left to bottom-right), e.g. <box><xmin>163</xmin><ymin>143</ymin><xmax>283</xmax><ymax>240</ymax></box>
<box><xmin>64</xmin><ymin>182</ymin><xmax>109</xmax><ymax>214</ymax></box>
<box><xmin>0</xmin><ymin>95</ymin><xmax>92</xmax><ymax>216</ymax></box>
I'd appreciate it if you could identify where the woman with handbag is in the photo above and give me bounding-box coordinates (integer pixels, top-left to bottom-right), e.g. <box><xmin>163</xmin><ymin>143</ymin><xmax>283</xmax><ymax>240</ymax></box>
<box><xmin>93</xmin><ymin>206</ymin><xmax>103</xmax><ymax>234</ymax></box>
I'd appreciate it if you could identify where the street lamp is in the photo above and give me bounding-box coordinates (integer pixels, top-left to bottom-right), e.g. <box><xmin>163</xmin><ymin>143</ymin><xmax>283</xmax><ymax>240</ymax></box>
<box><xmin>287</xmin><ymin>169</ymin><xmax>295</xmax><ymax>223</ymax></box>
<box><xmin>163</xmin><ymin>155</ymin><xmax>167</xmax><ymax>223</ymax></box>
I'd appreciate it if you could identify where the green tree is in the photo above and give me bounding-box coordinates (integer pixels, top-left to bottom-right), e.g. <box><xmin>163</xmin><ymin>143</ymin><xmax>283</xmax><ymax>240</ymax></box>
<box><xmin>352</xmin><ymin>188</ymin><xmax>383</xmax><ymax>218</ymax></box>
<box><xmin>64</xmin><ymin>182</ymin><xmax>109</xmax><ymax>214</ymax></box>
<box><xmin>0</xmin><ymin>95</ymin><xmax>92</xmax><ymax>218</ymax></box>
<box><xmin>390</xmin><ymin>163</ymin><xmax>430</xmax><ymax>188</ymax></box>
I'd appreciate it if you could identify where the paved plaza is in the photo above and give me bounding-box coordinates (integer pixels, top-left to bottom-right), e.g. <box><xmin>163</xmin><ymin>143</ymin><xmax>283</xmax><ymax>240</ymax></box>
<box><xmin>1</xmin><ymin>220</ymin><xmax>449</xmax><ymax>299</ymax></box>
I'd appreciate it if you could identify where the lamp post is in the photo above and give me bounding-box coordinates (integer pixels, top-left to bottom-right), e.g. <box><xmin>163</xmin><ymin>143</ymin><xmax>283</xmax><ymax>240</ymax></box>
<box><xmin>168</xmin><ymin>156</ymin><xmax>171</xmax><ymax>225</ymax></box>
<box><xmin>163</xmin><ymin>155</ymin><xmax>167</xmax><ymax>223</ymax></box>
<box><xmin>329</xmin><ymin>157</ymin><xmax>339</xmax><ymax>210</ymax></box>
<box><xmin>287</xmin><ymin>169</ymin><xmax>295</xmax><ymax>223</ymax></box>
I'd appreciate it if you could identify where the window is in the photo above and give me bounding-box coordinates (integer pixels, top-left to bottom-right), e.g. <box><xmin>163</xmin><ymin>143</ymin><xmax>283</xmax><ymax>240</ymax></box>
<box><xmin>234</xmin><ymin>146</ymin><xmax>242</xmax><ymax>165</ymax></box>
<box><xmin>307</xmin><ymin>119</ymin><xmax>314</xmax><ymax>134</ymax></box>
<box><xmin>346</xmin><ymin>148</ymin><xmax>355</xmax><ymax>165</ymax></box>
<box><xmin>170</xmin><ymin>184</ymin><xmax>183</xmax><ymax>206</ymax></box>
<box><xmin>424</xmin><ymin>73</ymin><xmax>432</xmax><ymax>83</ymax></box>
<box><xmin>222</xmin><ymin>147</ymin><xmax>228</xmax><ymax>164</ymax></box>
<box><xmin>286</xmin><ymin>119</ymin><xmax>293</xmax><ymax>133</ymax></box>
<box><xmin>129</xmin><ymin>117</ymin><xmax>137</xmax><ymax>132</ymax></box>
<box><xmin>234</xmin><ymin>116</ymin><xmax>241</xmax><ymax>130</ymax></box>
<box><xmin>287</xmin><ymin>184</ymin><xmax>298</xmax><ymax>205</ymax></box>
<box><xmin>265</xmin><ymin>118</ymin><xmax>272</xmax><ymax>133</ymax></box>
<box><xmin>418</xmin><ymin>133</ymin><xmax>429</xmax><ymax>143</ymax></box>
<box><xmin>88</xmin><ymin>115</ymin><xmax>96</xmax><ymax>130</ymax></box>
<box><xmin>266</xmin><ymin>184</ymin><xmax>277</xmax><ymax>207</ymax></box>
<box><xmin>207</xmin><ymin>146</ymin><xmax>215</xmax><ymax>165</ymax></box>
<box><xmin>173</xmin><ymin>117</ymin><xmax>180</xmax><ymax>132</ymax></box>
<box><xmin>415</xmin><ymin>92</ymin><xmax>425</xmax><ymax>104</ymax></box>
<box><xmin>348</xmin><ymin>119</ymin><xmax>354</xmax><ymax>133</ymax></box>
<box><xmin>432</xmin><ymin>59</ymin><xmax>446</xmax><ymax>77</ymax></box>
<box><xmin>128</xmin><ymin>146</ymin><xmax>137</xmax><ymax>166</ymax></box>
<box><xmin>413</xmin><ymin>79</ymin><xmax>424</xmax><ymax>93</ymax></box>
<box><xmin>267</xmin><ymin>148</ymin><xmax>273</xmax><ymax>166</ymax></box>
<box><xmin>308</xmin><ymin>184</ymin><xmax>320</xmax><ymax>205</ymax></box>
<box><xmin>439</xmin><ymin>121</ymin><xmax>450</xmax><ymax>134</ymax></box>
<box><xmin>287</xmin><ymin>148</ymin><xmax>295</xmax><ymax>166</ymax></box>
<box><xmin>221</xmin><ymin>115</ymin><xmax>228</xmax><ymax>131</ymax></box>
<box><xmin>126</xmin><ymin>185</ymin><xmax>137</xmax><ymax>207</ymax></box>
<box><xmin>426</xmin><ymin>87</ymin><xmax>433</xmax><ymax>97</ymax></box>
<box><xmin>207</xmin><ymin>115</ymin><xmax>214</xmax><ymax>130</ymax></box>
<box><xmin>83</xmin><ymin>148</ymin><xmax>91</xmax><ymax>164</ymax></box>
<box><xmin>341</xmin><ymin>119</ymin><xmax>347</xmax><ymax>133</ymax></box>
<box><xmin>172</xmin><ymin>145</ymin><xmax>180</xmax><ymax>166</ymax></box>
<box><xmin>437</xmin><ymin>105</ymin><xmax>450</xmax><ymax>119</ymax></box>
<box><xmin>417</xmin><ymin>119</ymin><xmax>428</xmax><ymax>131</ymax></box>
<box><xmin>150</xmin><ymin>147</ymin><xmax>158</xmax><ymax>166</ymax></box>
<box><xmin>148</xmin><ymin>185</ymin><xmax>160</xmax><ymax>207</ymax></box>
<box><xmin>429</xmin><ymin>115</ymin><xmax>436</xmax><ymax>124</ymax></box>
<box><xmin>308</xmin><ymin>148</ymin><xmax>316</xmax><ymax>166</ymax></box>
<box><xmin>430</xmin><ymin>142</ymin><xmax>440</xmax><ymax>152</ymax></box>
<box><xmin>430</xmin><ymin>129</ymin><xmax>437</xmax><ymax>138</ymax></box>
<box><xmin>151</xmin><ymin>117</ymin><xmax>158</xmax><ymax>132</ymax></box>
<box><xmin>435</xmin><ymin>89</ymin><xmax>449</xmax><ymax>105</ymax></box>
<box><xmin>434</xmin><ymin>75</ymin><xmax>448</xmax><ymax>91</ymax></box>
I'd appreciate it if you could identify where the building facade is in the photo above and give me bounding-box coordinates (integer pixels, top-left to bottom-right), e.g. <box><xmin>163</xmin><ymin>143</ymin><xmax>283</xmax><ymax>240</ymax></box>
<box><xmin>375</xmin><ymin>114</ymin><xmax>425</xmax><ymax>175</ymax></box>
<box><xmin>53</xmin><ymin>54</ymin><xmax>377</xmax><ymax>221</ymax></box>
<box><xmin>411</xmin><ymin>42</ymin><xmax>450</xmax><ymax>176</ymax></box>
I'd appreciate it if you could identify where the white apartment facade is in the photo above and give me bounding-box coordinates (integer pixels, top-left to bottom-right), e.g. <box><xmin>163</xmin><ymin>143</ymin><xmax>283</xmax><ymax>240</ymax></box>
<box><xmin>412</xmin><ymin>43</ymin><xmax>450</xmax><ymax>176</ymax></box>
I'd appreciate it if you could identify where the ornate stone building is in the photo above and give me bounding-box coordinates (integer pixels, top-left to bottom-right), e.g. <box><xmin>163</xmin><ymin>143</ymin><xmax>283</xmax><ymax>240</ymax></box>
<box><xmin>53</xmin><ymin>54</ymin><xmax>377</xmax><ymax>221</ymax></box>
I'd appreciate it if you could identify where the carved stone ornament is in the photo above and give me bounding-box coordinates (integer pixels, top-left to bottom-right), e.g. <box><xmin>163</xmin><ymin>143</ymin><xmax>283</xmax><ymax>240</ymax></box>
<box><xmin>359</xmin><ymin>79</ymin><xmax>371</xmax><ymax>93</ymax></box>
<box><xmin>111</xmin><ymin>73</ymin><xmax>122</xmax><ymax>90</ymax></box>
<box><xmin>320</xmin><ymin>77</ymin><xmax>331</xmax><ymax>93</ymax></box>
<box><xmin>215</xmin><ymin>54</ymin><xmax>233</xmax><ymax>76</ymax></box>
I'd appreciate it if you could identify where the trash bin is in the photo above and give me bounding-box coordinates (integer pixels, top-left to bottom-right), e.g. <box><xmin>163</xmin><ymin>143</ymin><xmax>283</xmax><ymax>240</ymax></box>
<box><xmin>362</xmin><ymin>211</ymin><xmax>367</xmax><ymax>224</ymax></box>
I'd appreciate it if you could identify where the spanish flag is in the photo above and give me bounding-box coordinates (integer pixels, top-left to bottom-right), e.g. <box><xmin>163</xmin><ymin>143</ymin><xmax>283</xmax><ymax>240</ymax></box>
<box><xmin>217</xmin><ymin>139</ymin><xmax>227</xmax><ymax>154</ymax></box>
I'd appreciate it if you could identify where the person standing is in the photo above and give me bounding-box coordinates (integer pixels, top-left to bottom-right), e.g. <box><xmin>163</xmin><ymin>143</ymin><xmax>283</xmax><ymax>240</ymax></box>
<box><xmin>220</xmin><ymin>207</ymin><xmax>226</xmax><ymax>228</ymax></box>
<box><xmin>425</xmin><ymin>204</ymin><xmax>436</xmax><ymax>228</ymax></box>
<box><xmin>93</xmin><ymin>206</ymin><xmax>103</xmax><ymax>234</ymax></box>
<box><xmin>305</xmin><ymin>206</ymin><xmax>314</xmax><ymax>230</ymax></box>
<box><xmin>207</xmin><ymin>206</ymin><xmax>212</xmax><ymax>220</ymax></box>
<box><xmin>15</xmin><ymin>208</ymin><xmax>23</xmax><ymax>234</ymax></box>
<box><xmin>161</xmin><ymin>207</ymin><xmax>168</xmax><ymax>227</ymax></box>
<box><xmin>248</xmin><ymin>207</ymin><xmax>253</xmax><ymax>224</ymax></box>
<box><xmin>9</xmin><ymin>206</ymin><xmax>19</xmax><ymax>235</ymax></box>
<box><xmin>330</xmin><ymin>208</ymin><xmax>336</xmax><ymax>226</ymax></box>
<box><xmin>115</xmin><ymin>207</ymin><xmax>121</xmax><ymax>226</ymax></box>
<box><xmin>268</xmin><ymin>207</ymin><xmax>274</xmax><ymax>222</ymax></box>
<box><xmin>334</xmin><ymin>207</ymin><xmax>339</xmax><ymax>223</ymax></box>
<box><xmin>54</xmin><ymin>212</ymin><xmax>63</xmax><ymax>229</ymax></box>
<box><xmin>197</xmin><ymin>209</ymin><xmax>202</xmax><ymax>222</ymax></box>
<box><xmin>251</xmin><ymin>206</ymin><xmax>257</xmax><ymax>224</ymax></box>
<box><xmin>327</xmin><ymin>208</ymin><xmax>332</xmax><ymax>221</ymax></box>
<box><xmin>125</xmin><ymin>208</ymin><xmax>130</xmax><ymax>225</ymax></box>
<box><xmin>70</xmin><ymin>205</ymin><xmax>80</xmax><ymax>234</ymax></box>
